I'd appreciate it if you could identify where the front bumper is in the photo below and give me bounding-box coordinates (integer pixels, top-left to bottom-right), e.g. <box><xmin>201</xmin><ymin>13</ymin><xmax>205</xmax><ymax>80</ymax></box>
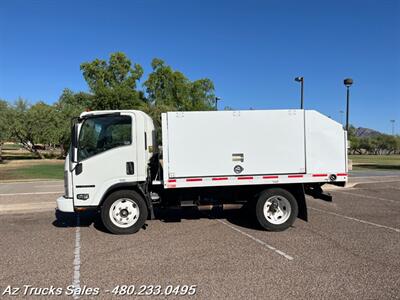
<box><xmin>56</xmin><ymin>196</ymin><xmax>74</xmax><ymax>212</ymax></box>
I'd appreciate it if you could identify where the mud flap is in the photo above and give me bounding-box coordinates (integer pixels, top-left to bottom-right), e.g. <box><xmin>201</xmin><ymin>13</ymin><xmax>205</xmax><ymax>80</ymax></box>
<box><xmin>290</xmin><ymin>184</ymin><xmax>308</xmax><ymax>222</ymax></box>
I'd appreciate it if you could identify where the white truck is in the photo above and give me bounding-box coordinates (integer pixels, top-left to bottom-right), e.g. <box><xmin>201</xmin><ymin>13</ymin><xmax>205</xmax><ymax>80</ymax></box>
<box><xmin>56</xmin><ymin>109</ymin><xmax>348</xmax><ymax>234</ymax></box>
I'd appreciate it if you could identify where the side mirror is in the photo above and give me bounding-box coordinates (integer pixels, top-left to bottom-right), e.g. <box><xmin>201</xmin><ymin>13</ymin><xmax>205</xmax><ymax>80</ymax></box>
<box><xmin>70</xmin><ymin>120</ymin><xmax>79</xmax><ymax>163</ymax></box>
<box><xmin>72</xmin><ymin>123</ymin><xmax>78</xmax><ymax>148</ymax></box>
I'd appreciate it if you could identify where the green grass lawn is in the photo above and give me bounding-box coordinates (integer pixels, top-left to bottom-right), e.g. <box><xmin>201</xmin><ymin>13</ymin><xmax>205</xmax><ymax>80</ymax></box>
<box><xmin>0</xmin><ymin>163</ymin><xmax>64</xmax><ymax>181</ymax></box>
<box><xmin>2</xmin><ymin>151</ymin><xmax>38</xmax><ymax>160</ymax></box>
<box><xmin>349</xmin><ymin>155</ymin><xmax>400</xmax><ymax>170</ymax></box>
<box><xmin>2</xmin><ymin>143</ymin><xmax>22</xmax><ymax>150</ymax></box>
<box><xmin>2</xmin><ymin>149</ymin><xmax>61</xmax><ymax>160</ymax></box>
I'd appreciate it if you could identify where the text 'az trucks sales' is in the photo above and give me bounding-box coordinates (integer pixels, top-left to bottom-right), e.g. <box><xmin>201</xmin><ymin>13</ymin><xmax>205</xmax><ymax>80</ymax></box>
<box><xmin>56</xmin><ymin>109</ymin><xmax>348</xmax><ymax>234</ymax></box>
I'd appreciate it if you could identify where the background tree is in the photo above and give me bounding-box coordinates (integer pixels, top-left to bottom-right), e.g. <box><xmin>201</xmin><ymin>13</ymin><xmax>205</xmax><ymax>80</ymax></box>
<box><xmin>8</xmin><ymin>99</ymin><xmax>58</xmax><ymax>158</ymax></box>
<box><xmin>144</xmin><ymin>58</ymin><xmax>214</xmax><ymax>110</ymax></box>
<box><xmin>144</xmin><ymin>58</ymin><xmax>215</xmax><ymax>129</ymax></box>
<box><xmin>396</xmin><ymin>136</ymin><xmax>400</xmax><ymax>154</ymax></box>
<box><xmin>359</xmin><ymin>138</ymin><xmax>372</xmax><ymax>154</ymax></box>
<box><xmin>0</xmin><ymin>100</ymin><xmax>11</xmax><ymax>162</ymax></box>
<box><xmin>386</xmin><ymin>135</ymin><xmax>398</xmax><ymax>154</ymax></box>
<box><xmin>349</xmin><ymin>136</ymin><xmax>362</xmax><ymax>154</ymax></box>
<box><xmin>80</xmin><ymin>52</ymin><xmax>145</xmax><ymax>110</ymax></box>
<box><xmin>348</xmin><ymin>134</ymin><xmax>400</xmax><ymax>155</ymax></box>
<box><xmin>54</xmin><ymin>89</ymin><xmax>92</xmax><ymax>155</ymax></box>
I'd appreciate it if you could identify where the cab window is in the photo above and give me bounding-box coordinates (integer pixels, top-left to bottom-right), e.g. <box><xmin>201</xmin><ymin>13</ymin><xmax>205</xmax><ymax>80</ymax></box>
<box><xmin>78</xmin><ymin>115</ymin><xmax>132</xmax><ymax>161</ymax></box>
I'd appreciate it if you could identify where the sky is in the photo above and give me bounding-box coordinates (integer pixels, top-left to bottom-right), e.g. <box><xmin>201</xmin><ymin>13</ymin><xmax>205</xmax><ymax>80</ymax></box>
<box><xmin>0</xmin><ymin>0</ymin><xmax>399</xmax><ymax>134</ymax></box>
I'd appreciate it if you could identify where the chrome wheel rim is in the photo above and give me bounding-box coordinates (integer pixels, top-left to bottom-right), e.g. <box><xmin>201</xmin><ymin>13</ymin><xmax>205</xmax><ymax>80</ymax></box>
<box><xmin>263</xmin><ymin>195</ymin><xmax>291</xmax><ymax>225</ymax></box>
<box><xmin>109</xmin><ymin>198</ymin><xmax>140</xmax><ymax>228</ymax></box>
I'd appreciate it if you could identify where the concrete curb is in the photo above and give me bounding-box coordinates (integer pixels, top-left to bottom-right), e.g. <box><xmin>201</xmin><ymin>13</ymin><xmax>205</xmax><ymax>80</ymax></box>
<box><xmin>0</xmin><ymin>202</ymin><xmax>55</xmax><ymax>215</ymax></box>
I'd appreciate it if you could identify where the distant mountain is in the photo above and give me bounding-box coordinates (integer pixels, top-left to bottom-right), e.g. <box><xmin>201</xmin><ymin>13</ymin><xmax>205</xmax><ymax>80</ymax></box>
<box><xmin>355</xmin><ymin>127</ymin><xmax>382</xmax><ymax>138</ymax></box>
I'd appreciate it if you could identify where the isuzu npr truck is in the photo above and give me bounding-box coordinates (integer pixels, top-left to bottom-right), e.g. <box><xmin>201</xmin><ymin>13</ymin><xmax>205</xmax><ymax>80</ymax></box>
<box><xmin>56</xmin><ymin>109</ymin><xmax>348</xmax><ymax>234</ymax></box>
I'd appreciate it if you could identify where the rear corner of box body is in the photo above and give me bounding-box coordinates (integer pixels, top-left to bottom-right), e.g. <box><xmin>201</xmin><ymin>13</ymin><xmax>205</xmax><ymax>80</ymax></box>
<box><xmin>305</xmin><ymin>110</ymin><xmax>347</xmax><ymax>175</ymax></box>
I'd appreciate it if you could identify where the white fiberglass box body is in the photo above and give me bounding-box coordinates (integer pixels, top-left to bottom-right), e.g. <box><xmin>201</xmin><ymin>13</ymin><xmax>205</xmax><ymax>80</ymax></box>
<box><xmin>161</xmin><ymin>110</ymin><xmax>347</xmax><ymax>181</ymax></box>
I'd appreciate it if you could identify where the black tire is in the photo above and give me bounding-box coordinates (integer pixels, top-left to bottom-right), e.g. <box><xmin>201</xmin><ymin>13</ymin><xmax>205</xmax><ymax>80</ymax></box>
<box><xmin>101</xmin><ymin>190</ymin><xmax>148</xmax><ymax>234</ymax></box>
<box><xmin>255</xmin><ymin>188</ymin><xmax>298</xmax><ymax>231</ymax></box>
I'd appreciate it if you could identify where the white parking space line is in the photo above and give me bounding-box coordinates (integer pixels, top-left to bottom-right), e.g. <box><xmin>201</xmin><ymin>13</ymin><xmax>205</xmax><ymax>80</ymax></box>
<box><xmin>0</xmin><ymin>191</ymin><xmax>63</xmax><ymax>196</ymax></box>
<box><xmin>72</xmin><ymin>215</ymin><xmax>81</xmax><ymax>299</ymax></box>
<box><xmin>216</xmin><ymin>219</ymin><xmax>294</xmax><ymax>260</ymax></box>
<box><xmin>333</xmin><ymin>190</ymin><xmax>399</xmax><ymax>204</ymax></box>
<box><xmin>310</xmin><ymin>207</ymin><xmax>400</xmax><ymax>233</ymax></box>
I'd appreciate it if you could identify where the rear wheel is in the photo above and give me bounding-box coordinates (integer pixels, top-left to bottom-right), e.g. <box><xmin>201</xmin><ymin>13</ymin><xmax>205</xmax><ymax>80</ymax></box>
<box><xmin>255</xmin><ymin>188</ymin><xmax>298</xmax><ymax>231</ymax></box>
<box><xmin>101</xmin><ymin>190</ymin><xmax>148</xmax><ymax>234</ymax></box>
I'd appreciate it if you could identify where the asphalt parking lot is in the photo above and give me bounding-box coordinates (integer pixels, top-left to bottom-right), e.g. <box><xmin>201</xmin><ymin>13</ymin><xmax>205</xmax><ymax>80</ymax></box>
<box><xmin>0</xmin><ymin>175</ymin><xmax>399</xmax><ymax>299</ymax></box>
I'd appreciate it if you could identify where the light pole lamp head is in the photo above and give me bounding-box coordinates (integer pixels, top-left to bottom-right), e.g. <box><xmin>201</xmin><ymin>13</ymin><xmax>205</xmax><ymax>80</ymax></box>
<box><xmin>344</xmin><ymin>78</ymin><xmax>353</xmax><ymax>87</ymax></box>
<box><xmin>295</xmin><ymin>76</ymin><xmax>304</xmax><ymax>82</ymax></box>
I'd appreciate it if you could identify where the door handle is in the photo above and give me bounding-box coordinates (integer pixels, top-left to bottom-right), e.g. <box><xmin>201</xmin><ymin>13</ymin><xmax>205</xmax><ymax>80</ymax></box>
<box><xmin>126</xmin><ymin>162</ymin><xmax>135</xmax><ymax>175</ymax></box>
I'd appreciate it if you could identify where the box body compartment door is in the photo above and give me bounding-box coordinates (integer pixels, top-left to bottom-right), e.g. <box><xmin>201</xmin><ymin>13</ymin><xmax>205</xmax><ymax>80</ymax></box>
<box><xmin>165</xmin><ymin>110</ymin><xmax>306</xmax><ymax>178</ymax></box>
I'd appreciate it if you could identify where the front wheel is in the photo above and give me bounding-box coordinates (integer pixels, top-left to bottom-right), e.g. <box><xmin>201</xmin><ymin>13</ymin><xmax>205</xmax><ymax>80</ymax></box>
<box><xmin>255</xmin><ymin>188</ymin><xmax>298</xmax><ymax>231</ymax></box>
<box><xmin>101</xmin><ymin>190</ymin><xmax>148</xmax><ymax>234</ymax></box>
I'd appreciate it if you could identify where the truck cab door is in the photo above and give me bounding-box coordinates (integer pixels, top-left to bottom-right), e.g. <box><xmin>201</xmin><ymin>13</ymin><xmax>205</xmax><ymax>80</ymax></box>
<box><xmin>71</xmin><ymin>112</ymin><xmax>137</xmax><ymax>207</ymax></box>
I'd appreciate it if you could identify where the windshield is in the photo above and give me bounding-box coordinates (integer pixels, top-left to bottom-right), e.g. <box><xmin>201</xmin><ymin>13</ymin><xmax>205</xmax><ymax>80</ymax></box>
<box><xmin>77</xmin><ymin>115</ymin><xmax>132</xmax><ymax>161</ymax></box>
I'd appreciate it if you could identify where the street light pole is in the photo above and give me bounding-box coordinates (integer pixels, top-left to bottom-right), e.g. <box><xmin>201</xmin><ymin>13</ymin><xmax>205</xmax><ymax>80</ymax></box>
<box><xmin>295</xmin><ymin>77</ymin><xmax>304</xmax><ymax>109</ymax></box>
<box><xmin>344</xmin><ymin>78</ymin><xmax>353</xmax><ymax>131</ymax></box>
<box><xmin>390</xmin><ymin>120</ymin><xmax>395</xmax><ymax>135</ymax></box>
<box><xmin>215</xmin><ymin>97</ymin><xmax>221</xmax><ymax>111</ymax></box>
<box><xmin>346</xmin><ymin>86</ymin><xmax>350</xmax><ymax>131</ymax></box>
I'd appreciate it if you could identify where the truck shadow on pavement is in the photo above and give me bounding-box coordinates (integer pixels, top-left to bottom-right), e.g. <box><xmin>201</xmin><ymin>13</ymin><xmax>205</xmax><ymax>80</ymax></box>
<box><xmin>155</xmin><ymin>206</ymin><xmax>263</xmax><ymax>230</ymax></box>
<box><xmin>52</xmin><ymin>209</ymin><xmax>104</xmax><ymax>230</ymax></box>
<box><xmin>52</xmin><ymin>206</ymin><xmax>264</xmax><ymax>234</ymax></box>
